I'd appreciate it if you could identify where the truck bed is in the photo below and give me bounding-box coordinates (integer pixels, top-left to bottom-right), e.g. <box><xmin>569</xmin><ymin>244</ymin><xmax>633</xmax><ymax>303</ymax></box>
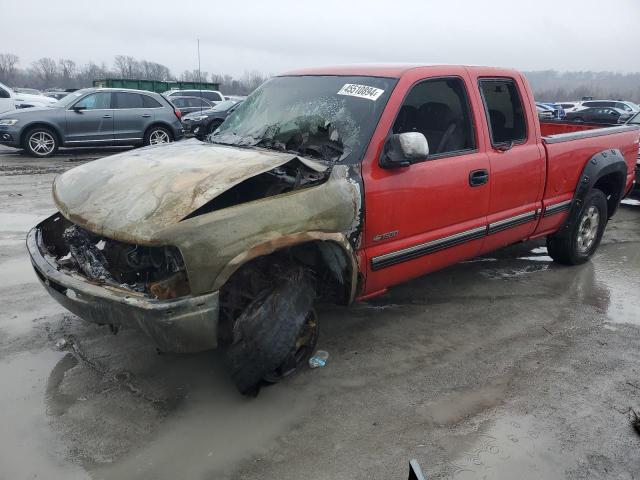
<box><xmin>533</xmin><ymin>121</ymin><xmax>640</xmax><ymax>237</ymax></box>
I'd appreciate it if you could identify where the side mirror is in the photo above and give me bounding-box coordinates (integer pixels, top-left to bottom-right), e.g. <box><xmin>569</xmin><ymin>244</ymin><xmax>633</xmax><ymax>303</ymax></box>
<box><xmin>72</xmin><ymin>105</ymin><xmax>86</xmax><ymax>112</ymax></box>
<box><xmin>380</xmin><ymin>132</ymin><xmax>429</xmax><ymax>169</ymax></box>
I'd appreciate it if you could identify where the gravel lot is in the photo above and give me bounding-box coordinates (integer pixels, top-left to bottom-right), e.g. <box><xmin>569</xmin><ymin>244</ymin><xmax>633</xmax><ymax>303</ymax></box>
<box><xmin>1</xmin><ymin>143</ymin><xmax>640</xmax><ymax>480</ymax></box>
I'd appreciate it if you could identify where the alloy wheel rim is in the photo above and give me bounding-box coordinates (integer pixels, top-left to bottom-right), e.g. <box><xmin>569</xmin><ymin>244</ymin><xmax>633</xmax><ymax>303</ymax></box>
<box><xmin>577</xmin><ymin>206</ymin><xmax>600</xmax><ymax>253</ymax></box>
<box><xmin>29</xmin><ymin>132</ymin><xmax>55</xmax><ymax>155</ymax></box>
<box><xmin>149</xmin><ymin>130</ymin><xmax>170</xmax><ymax>145</ymax></box>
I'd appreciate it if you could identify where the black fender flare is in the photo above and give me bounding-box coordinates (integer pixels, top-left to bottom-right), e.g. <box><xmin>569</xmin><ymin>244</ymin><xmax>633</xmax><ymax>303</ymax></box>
<box><xmin>561</xmin><ymin>148</ymin><xmax>627</xmax><ymax>232</ymax></box>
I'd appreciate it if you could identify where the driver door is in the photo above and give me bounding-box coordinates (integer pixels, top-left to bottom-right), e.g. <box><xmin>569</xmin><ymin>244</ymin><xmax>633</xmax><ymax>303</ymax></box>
<box><xmin>65</xmin><ymin>92</ymin><xmax>114</xmax><ymax>144</ymax></box>
<box><xmin>362</xmin><ymin>76</ymin><xmax>491</xmax><ymax>294</ymax></box>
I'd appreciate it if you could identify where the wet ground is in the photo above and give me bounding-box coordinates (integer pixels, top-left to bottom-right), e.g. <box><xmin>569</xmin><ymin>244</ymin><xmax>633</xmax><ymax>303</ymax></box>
<box><xmin>1</xmin><ymin>143</ymin><xmax>640</xmax><ymax>479</ymax></box>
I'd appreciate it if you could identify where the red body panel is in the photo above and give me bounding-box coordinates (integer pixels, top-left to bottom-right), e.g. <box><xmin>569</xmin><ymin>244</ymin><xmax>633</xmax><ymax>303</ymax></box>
<box><xmin>336</xmin><ymin>64</ymin><xmax>640</xmax><ymax>300</ymax></box>
<box><xmin>539</xmin><ymin>121</ymin><xmax>604</xmax><ymax>136</ymax></box>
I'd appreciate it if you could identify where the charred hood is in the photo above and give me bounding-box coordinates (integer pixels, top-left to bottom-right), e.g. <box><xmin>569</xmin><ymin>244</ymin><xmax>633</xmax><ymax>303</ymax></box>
<box><xmin>53</xmin><ymin>139</ymin><xmax>327</xmax><ymax>244</ymax></box>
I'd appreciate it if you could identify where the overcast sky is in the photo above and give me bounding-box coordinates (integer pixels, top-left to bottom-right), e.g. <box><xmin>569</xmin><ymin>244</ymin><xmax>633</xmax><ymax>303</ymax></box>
<box><xmin>2</xmin><ymin>0</ymin><xmax>639</xmax><ymax>76</ymax></box>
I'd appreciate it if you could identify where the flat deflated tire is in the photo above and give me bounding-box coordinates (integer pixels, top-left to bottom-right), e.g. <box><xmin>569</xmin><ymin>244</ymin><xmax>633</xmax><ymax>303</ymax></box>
<box><xmin>547</xmin><ymin>188</ymin><xmax>608</xmax><ymax>265</ymax></box>
<box><xmin>225</xmin><ymin>267</ymin><xmax>317</xmax><ymax>396</ymax></box>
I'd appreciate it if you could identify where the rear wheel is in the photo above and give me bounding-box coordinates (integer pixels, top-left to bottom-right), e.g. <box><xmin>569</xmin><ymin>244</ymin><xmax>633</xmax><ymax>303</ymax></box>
<box><xmin>24</xmin><ymin>127</ymin><xmax>58</xmax><ymax>157</ymax></box>
<box><xmin>547</xmin><ymin>189</ymin><xmax>608</xmax><ymax>265</ymax></box>
<box><xmin>225</xmin><ymin>266</ymin><xmax>317</xmax><ymax>396</ymax></box>
<box><xmin>144</xmin><ymin>126</ymin><xmax>172</xmax><ymax>146</ymax></box>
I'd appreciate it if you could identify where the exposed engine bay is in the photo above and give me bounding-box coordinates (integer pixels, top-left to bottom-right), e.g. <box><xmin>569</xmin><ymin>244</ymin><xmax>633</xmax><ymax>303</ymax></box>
<box><xmin>39</xmin><ymin>214</ymin><xmax>189</xmax><ymax>300</ymax></box>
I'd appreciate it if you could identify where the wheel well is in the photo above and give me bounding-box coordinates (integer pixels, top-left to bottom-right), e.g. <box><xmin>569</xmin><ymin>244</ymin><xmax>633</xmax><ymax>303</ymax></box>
<box><xmin>217</xmin><ymin>240</ymin><xmax>355</xmax><ymax>344</ymax></box>
<box><xmin>144</xmin><ymin>123</ymin><xmax>174</xmax><ymax>140</ymax></box>
<box><xmin>20</xmin><ymin>123</ymin><xmax>61</xmax><ymax>148</ymax></box>
<box><xmin>593</xmin><ymin>172</ymin><xmax>625</xmax><ymax>217</ymax></box>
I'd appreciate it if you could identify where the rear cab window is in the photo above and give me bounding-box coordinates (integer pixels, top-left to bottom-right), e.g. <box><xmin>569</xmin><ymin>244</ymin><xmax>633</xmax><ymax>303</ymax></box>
<box><xmin>479</xmin><ymin>79</ymin><xmax>527</xmax><ymax>146</ymax></box>
<box><xmin>392</xmin><ymin>77</ymin><xmax>476</xmax><ymax>158</ymax></box>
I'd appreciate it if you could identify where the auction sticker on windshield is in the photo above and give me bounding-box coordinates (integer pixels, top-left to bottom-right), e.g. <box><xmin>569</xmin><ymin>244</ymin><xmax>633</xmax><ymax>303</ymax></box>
<box><xmin>337</xmin><ymin>84</ymin><xmax>384</xmax><ymax>101</ymax></box>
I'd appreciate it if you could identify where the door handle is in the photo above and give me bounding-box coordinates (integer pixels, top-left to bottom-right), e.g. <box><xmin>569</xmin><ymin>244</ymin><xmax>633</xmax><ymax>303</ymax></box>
<box><xmin>469</xmin><ymin>169</ymin><xmax>489</xmax><ymax>187</ymax></box>
<box><xmin>102</xmin><ymin>115</ymin><xmax>112</xmax><ymax>119</ymax></box>
<box><xmin>142</xmin><ymin>114</ymin><xmax>151</xmax><ymax>118</ymax></box>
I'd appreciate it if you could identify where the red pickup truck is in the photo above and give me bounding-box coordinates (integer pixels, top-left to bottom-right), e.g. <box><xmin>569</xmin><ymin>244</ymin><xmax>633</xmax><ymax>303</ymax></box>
<box><xmin>28</xmin><ymin>65</ymin><xmax>639</xmax><ymax>394</ymax></box>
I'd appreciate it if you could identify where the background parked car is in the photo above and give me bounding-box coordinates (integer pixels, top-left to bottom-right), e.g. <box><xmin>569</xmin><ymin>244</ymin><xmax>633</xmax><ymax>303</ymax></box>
<box><xmin>0</xmin><ymin>88</ymin><xmax>183</xmax><ymax>157</ymax></box>
<box><xmin>13</xmin><ymin>87</ymin><xmax>42</xmax><ymax>96</ymax></box>
<box><xmin>181</xmin><ymin>99</ymin><xmax>243</xmax><ymax>138</ymax></box>
<box><xmin>581</xmin><ymin>100</ymin><xmax>639</xmax><ymax>113</ymax></box>
<box><xmin>565</xmin><ymin>107</ymin><xmax>633</xmax><ymax>124</ymax></box>
<box><xmin>0</xmin><ymin>82</ymin><xmax>16</xmax><ymax>114</ymax></box>
<box><xmin>536</xmin><ymin>103</ymin><xmax>554</xmax><ymax>120</ymax></box>
<box><xmin>163</xmin><ymin>89</ymin><xmax>224</xmax><ymax>104</ymax></box>
<box><xmin>44</xmin><ymin>91</ymin><xmax>70</xmax><ymax>100</ymax></box>
<box><xmin>169</xmin><ymin>96</ymin><xmax>214</xmax><ymax>116</ymax></box>
<box><xmin>557</xmin><ymin>101</ymin><xmax>582</xmax><ymax>112</ymax></box>
<box><xmin>537</xmin><ymin>102</ymin><xmax>565</xmax><ymax>119</ymax></box>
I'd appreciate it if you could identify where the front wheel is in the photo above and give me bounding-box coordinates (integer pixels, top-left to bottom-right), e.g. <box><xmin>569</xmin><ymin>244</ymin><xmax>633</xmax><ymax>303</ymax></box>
<box><xmin>547</xmin><ymin>188</ymin><xmax>608</xmax><ymax>265</ymax></box>
<box><xmin>225</xmin><ymin>266</ymin><xmax>317</xmax><ymax>396</ymax></box>
<box><xmin>144</xmin><ymin>126</ymin><xmax>172</xmax><ymax>146</ymax></box>
<box><xmin>24</xmin><ymin>127</ymin><xmax>58</xmax><ymax>157</ymax></box>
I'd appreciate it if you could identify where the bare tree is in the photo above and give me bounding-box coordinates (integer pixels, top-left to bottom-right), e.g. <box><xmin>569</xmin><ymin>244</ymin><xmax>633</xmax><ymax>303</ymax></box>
<box><xmin>0</xmin><ymin>53</ymin><xmax>19</xmax><ymax>84</ymax></box>
<box><xmin>241</xmin><ymin>70</ymin><xmax>268</xmax><ymax>93</ymax></box>
<box><xmin>30</xmin><ymin>57</ymin><xmax>59</xmax><ymax>87</ymax></box>
<box><xmin>114</xmin><ymin>55</ymin><xmax>140</xmax><ymax>79</ymax></box>
<box><xmin>59</xmin><ymin>59</ymin><xmax>76</xmax><ymax>82</ymax></box>
<box><xmin>180</xmin><ymin>69</ymin><xmax>208</xmax><ymax>82</ymax></box>
<box><xmin>139</xmin><ymin>60</ymin><xmax>172</xmax><ymax>81</ymax></box>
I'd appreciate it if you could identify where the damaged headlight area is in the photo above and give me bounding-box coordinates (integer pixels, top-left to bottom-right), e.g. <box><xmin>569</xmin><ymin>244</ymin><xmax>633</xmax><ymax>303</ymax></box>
<box><xmin>38</xmin><ymin>214</ymin><xmax>190</xmax><ymax>300</ymax></box>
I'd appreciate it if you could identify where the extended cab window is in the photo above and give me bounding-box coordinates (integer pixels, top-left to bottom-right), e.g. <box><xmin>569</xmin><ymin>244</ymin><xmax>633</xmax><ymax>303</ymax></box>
<box><xmin>479</xmin><ymin>79</ymin><xmax>526</xmax><ymax>145</ymax></box>
<box><xmin>392</xmin><ymin>77</ymin><xmax>476</xmax><ymax>156</ymax></box>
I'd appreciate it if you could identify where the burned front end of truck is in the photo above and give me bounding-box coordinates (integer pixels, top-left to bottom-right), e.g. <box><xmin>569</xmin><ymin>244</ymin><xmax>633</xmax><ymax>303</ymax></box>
<box><xmin>28</xmin><ymin>212</ymin><xmax>219</xmax><ymax>353</ymax></box>
<box><xmin>27</xmin><ymin>73</ymin><xmax>394</xmax><ymax>393</ymax></box>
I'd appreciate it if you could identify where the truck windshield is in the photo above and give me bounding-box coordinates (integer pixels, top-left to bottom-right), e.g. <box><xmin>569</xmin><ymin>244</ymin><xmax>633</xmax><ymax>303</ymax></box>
<box><xmin>209</xmin><ymin>75</ymin><xmax>396</xmax><ymax>163</ymax></box>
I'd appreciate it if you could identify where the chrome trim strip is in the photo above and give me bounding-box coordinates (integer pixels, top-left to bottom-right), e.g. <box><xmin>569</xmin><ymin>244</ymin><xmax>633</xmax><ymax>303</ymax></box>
<box><xmin>487</xmin><ymin>210</ymin><xmax>538</xmax><ymax>235</ymax></box>
<box><xmin>371</xmin><ymin>225</ymin><xmax>487</xmax><ymax>271</ymax></box>
<box><xmin>371</xmin><ymin>209</ymin><xmax>540</xmax><ymax>270</ymax></box>
<box><xmin>543</xmin><ymin>199</ymin><xmax>572</xmax><ymax>217</ymax></box>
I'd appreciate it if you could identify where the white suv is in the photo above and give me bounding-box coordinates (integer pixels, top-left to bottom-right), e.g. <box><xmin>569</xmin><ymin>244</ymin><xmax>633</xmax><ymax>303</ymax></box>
<box><xmin>0</xmin><ymin>82</ymin><xmax>16</xmax><ymax>114</ymax></box>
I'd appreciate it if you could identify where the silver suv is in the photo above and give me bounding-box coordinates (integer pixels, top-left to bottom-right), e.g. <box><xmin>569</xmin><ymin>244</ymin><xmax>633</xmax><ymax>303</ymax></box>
<box><xmin>0</xmin><ymin>88</ymin><xmax>184</xmax><ymax>157</ymax></box>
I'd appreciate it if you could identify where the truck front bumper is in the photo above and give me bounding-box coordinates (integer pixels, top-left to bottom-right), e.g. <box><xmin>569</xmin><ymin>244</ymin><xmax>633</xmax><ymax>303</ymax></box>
<box><xmin>27</xmin><ymin>225</ymin><xmax>219</xmax><ymax>353</ymax></box>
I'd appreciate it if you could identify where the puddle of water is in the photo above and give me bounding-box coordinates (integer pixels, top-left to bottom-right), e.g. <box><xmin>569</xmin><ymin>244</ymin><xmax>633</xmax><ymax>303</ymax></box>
<box><xmin>517</xmin><ymin>256</ymin><xmax>553</xmax><ymax>262</ymax></box>
<box><xmin>0</xmin><ymin>351</ymin><xmax>89</xmax><ymax>480</ymax></box>
<box><xmin>594</xmin><ymin>242</ymin><xmax>640</xmax><ymax>325</ymax></box>
<box><xmin>460</xmin><ymin>258</ymin><xmax>498</xmax><ymax>264</ymax></box>
<box><xmin>442</xmin><ymin>415</ymin><xmax>563</xmax><ymax>480</ymax></box>
<box><xmin>479</xmin><ymin>264</ymin><xmax>549</xmax><ymax>280</ymax></box>
<box><xmin>0</xmin><ymin>255</ymin><xmax>38</xmax><ymax>289</ymax></box>
<box><xmin>421</xmin><ymin>379</ymin><xmax>508</xmax><ymax>425</ymax></box>
<box><xmin>0</xmin><ymin>212</ymin><xmax>48</xmax><ymax>234</ymax></box>
<box><xmin>92</xmin><ymin>359</ymin><xmax>316</xmax><ymax>479</ymax></box>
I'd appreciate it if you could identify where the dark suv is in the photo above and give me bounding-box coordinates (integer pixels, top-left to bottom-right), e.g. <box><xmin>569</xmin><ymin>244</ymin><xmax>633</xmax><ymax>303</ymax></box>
<box><xmin>0</xmin><ymin>88</ymin><xmax>184</xmax><ymax>157</ymax></box>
